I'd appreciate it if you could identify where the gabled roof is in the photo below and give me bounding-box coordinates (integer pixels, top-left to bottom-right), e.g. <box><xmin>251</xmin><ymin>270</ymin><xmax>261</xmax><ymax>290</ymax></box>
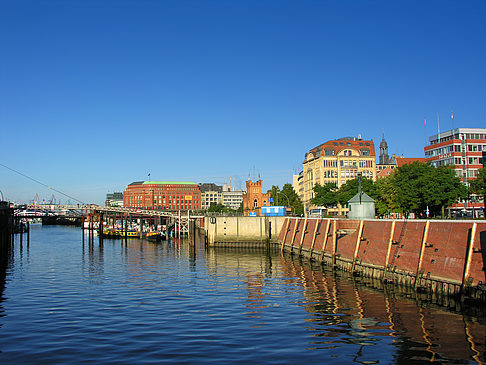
<box><xmin>348</xmin><ymin>192</ymin><xmax>375</xmax><ymax>203</ymax></box>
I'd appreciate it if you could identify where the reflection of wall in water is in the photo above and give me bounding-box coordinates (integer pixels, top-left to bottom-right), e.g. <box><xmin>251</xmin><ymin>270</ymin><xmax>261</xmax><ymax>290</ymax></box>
<box><xmin>282</xmin><ymin>259</ymin><xmax>486</xmax><ymax>364</ymax></box>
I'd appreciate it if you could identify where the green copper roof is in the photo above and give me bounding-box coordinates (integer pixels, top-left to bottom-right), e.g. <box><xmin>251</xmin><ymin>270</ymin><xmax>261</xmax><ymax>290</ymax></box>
<box><xmin>142</xmin><ymin>181</ymin><xmax>197</xmax><ymax>185</ymax></box>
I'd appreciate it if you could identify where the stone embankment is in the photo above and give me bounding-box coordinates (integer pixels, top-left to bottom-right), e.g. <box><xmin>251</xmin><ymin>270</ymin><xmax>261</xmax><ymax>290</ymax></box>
<box><xmin>278</xmin><ymin>218</ymin><xmax>486</xmax><ymax>302</ymax></box>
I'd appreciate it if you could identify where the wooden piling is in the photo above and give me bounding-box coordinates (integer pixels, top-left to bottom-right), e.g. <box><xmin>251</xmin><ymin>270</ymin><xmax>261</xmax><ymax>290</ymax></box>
<box><xmin>351</xmin><ymin>220</ymin><xmax>364</xmax><ymax>272</ymax></box>
<box><xmin>320</xmin><ymin>219</ymin><xmax>331</xmax><ymax>263</ymax></box>
<box><xmin>462</xmin><ymin>222</ymin><xmax>477</xmax><ymax>290</ymax></box>
<box><xmin>415</xmin><ymin>220</ymin><xmax>430</xmax><ymax>289</ymax></box>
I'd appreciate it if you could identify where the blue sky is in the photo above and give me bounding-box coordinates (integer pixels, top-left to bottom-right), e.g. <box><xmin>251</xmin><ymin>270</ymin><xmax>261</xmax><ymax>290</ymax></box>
<box><xmin>1</xmin><ymin>0</ymin><xmax>485</xmax><ymax>204</ymax></box>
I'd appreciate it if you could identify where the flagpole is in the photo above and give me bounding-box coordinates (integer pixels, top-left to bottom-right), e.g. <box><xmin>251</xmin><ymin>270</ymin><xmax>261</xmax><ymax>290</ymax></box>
<box><xmin>451</xmin><ymin>109</ymin><xmax>454</xmax><ymax>131</ymax></box>
<box><xmin>437</xmin><ymin>112</ymin><xmax>440</xmax><ymax>142</ymax></box>
<box><xmin>424</xmin><ymin>117</ymin><xmax>427</xmax><ymax>145</ymax></box>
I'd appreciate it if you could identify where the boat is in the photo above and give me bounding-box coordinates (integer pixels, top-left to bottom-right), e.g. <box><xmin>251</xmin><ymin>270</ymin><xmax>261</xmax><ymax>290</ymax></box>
<box><xmin>146</xmin><ymin>232</ymin><xmax>165</xmax><ymax>242</ymax></box>
<box><xmin>102</xmin><ymin>228</ymin><xmax>140</xmax><ymax>238</ymax></box>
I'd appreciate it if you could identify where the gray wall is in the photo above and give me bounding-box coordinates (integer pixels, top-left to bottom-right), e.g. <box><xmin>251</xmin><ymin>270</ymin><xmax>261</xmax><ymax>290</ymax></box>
<box><xmin>204</xmin><ymin>216</ymin><xmax>287</xmax><ymax>245</ymax></box>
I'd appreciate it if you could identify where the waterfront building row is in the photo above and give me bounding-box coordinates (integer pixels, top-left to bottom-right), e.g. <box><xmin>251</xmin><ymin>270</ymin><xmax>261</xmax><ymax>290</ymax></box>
<box><xmin>294</xmin><ymin>128</ymin><xmax>485</xmax><ymax>216</ymax></box>
<box><xmin>119</xmin><ymin>181</ymin><xmax>244</xmax><ymax>212</ymax></box>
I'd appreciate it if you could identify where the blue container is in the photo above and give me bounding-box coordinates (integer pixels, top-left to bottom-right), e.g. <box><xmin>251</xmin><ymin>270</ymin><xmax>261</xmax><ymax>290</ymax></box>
<box><xmin>261</xmin><ymin>206</ymin><xmax>286</xmax><ymax>217</ymax></box>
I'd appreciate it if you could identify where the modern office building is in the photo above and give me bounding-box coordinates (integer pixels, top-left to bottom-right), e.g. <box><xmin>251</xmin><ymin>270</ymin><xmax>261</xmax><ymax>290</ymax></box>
<box><xmin>424</xmin><ymin>128</ymin><xmax>486</xmax><ymax>215</ymax></box>
<box><xmin>301</xmin><ymin>136</ymin><xmax>376</xmax><ymax>214</ymax></box>
<box><xmin>222</xmin><ymin>184</ymin><xmax>244</xmax><ymax>210</ymax></box>
<box><xmin>123</xmin><ymin>181</ymin><xmax>201</xmax><ymax>211</ymax></box>
<box><xmin>105</xmin><ymin>192</ymin><xmax>123</xmax><ymax>207</ymax></box>
<box><xmin>424</xmin><ymin>128</ymin><xmax>485</xmax><ymax>182</ymax></box>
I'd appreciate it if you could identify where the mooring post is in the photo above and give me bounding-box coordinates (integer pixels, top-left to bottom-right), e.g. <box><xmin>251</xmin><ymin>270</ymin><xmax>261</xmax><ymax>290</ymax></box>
<box><xmin>280</xmin><ymin>218</ymin><xmax>291</xmax><ymax>253</ymax></box>
<box><xmin>331</xmin><ymin>220</ymin><xmax>337</xmax><ymax>265</ymax></box>
<box><xmin>351</xmin><ymin>220</ymin><xmax>364</xmax><ymax>273</ymax></box>
<box><xmin>298</xmin><ymin>218</ymin><xmax>308</xmax><ymax>256</ymax></box>
<box><xmin>99</xmin><ymin>213</ymin><xmax>104</xmax><ymax>244</ymax></box>
<box><xmin>462</xmin><ymin>222</ymin><xmax>478</xmax><ymax>291</ymax></box>
<box><xmin>415</xmin><ymin>220</ymin><xmax>430</xmax><ymax>290</ymax></box>
<box><xmin>125</xmin><ymin>214</ymin><xmax>129</xmax><ymax>241</ymax></box>
<box><xmin>89</xmin><ymin>217</ymin><xmax>93</xmax><ymax>244</ymax></box>
<box><xmin>139</xmin><ymin>218</ymin><xmax>144</xmax><ymax>239</ymax></box>
<box><xmin>290</xmin><ymin>219</ymin><xmax>299</xmax><ymax>255</ymax></box>
<box><xmin>384</xmin><ymin>221</ymin><xmax>396</xmax><ymax>279</ymax></box>
<box><xmin>26</xmin><ymin>221</ymin><xmax>30</xmax><ymax>246</ymax></box>
<box><xmin>309</xmin><ymin>219</ymin><xmax>321</xmax><ymax>258</ymax></box>
<box><xmin>320</xmin><ymin>219</ymin><xmax>331</xmax><ymax>263</ymax></box>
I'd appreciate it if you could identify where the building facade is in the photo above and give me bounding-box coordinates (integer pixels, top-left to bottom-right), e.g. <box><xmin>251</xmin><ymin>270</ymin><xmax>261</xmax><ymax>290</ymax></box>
<box><xmin>199</xmin><ymin>183</ymin><xmax>223</xmax><ymax>210</ymax></box>
<box><xmin>123</xmin><ymin>181</ymin><xmax>201</xmax><ymax>211</ymax></box>
<box><xmin>106</xmin><ymin>192</ymin><xmax>123</xmax><ymax>207</ymax></box>
<box><xmin>424</xmin><ymin>128</ymin><xmax>486</xmax><ymax>214</ymax></box>
<box><xmin>242</xmin><ymin>179</ymin><xmax>271</xmax><ymax>216</ymax></box>
<box><xmin>424</xmin><ymin>128</ymin><xmax>486</xmax><ymax>183</ymax></box>
<box><xmin>222</xmin><ymin>184</ymin><xmax>244</xmax><ymax>210</ymax></box>
<box><xmin>292</xmin><ymin>172</ymin><xmax>304</xmax><ymax>202</ymax></box>
<box><xmin>301</xmin><ymin>136</ymin><xmax>376</xmax><ymax>214</ymax></box>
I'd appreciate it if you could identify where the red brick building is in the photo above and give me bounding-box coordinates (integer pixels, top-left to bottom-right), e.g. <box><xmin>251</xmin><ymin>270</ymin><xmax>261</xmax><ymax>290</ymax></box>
<box><xmin>242</xmin><ymin>179</ymin><xmax>271</xmax><ymax>216</ymax></box>
<box><xmin>123</xmin><ymin>181</ymin><xmax>201</xmax><ymax>211</ymax></box>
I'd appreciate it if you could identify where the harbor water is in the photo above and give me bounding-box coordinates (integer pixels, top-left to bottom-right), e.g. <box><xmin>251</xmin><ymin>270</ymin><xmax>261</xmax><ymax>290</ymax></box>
<box><xmin>0</xmin><ymin>225</ymin><xmax>485</xmax><ymax>364</ymax></box>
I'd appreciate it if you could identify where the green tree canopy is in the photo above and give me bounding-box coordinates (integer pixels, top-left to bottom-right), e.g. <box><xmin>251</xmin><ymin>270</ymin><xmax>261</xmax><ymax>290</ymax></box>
<box><xmin>269</xmin><ymin>183</ymin><xmax>304</xmax><ymax>216</ymax></box>
<box><xmin>390</xmin><ymin>161</ymin><xmax>466</xmax><ymax>217</ymax></box>
<box><xmin>310</xmin><ymin>183</ymin><xmax>338</xmax><ymax>207</ymax></box>
<box><xmin>470</xmin><ymin>167</ymin><xmax>486</xmax><ymax>210</ymax></box>
<box><xmin>336</xmin><ymin>177</ymin><xmax>377</xmax><ymax>205</ymax></box>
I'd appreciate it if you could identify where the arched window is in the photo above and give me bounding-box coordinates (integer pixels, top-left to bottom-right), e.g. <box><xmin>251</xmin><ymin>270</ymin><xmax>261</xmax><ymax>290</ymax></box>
<box><xmin>253</xmin><ymin>199</ymin><xmax>258</xmax><ymax>208</ymax></box>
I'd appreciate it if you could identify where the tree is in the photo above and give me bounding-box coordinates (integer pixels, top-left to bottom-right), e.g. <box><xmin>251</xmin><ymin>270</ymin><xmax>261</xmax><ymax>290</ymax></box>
<box><xmin>390</xmin><ymin>162</ymin><xmax>430</xmax><ymax>216</ymax></box>
<box><xmin>470</xmin><ymin>167</ymin><xmax>486</xmax><ymax>211</ymax></box>
<box><xmin>373</xmin><ymin>176</ymin><xmax>398</xmax><ymax>217</ymax></box>
<box><xmin>269</xmin><ymin>183</ymin><xmax>304</xmax><ymax>216</ymax></box>
<box><xmin>311</xmin><ymin>183</ymin><xmax>338</xmax><ymax>207</ymax></box>
<box><xmin>390</xmin><ymin>161</ymin><xmax>466</xmax><ymax>218</ymax></box>
<box><xmin>422</xmin><ymin>165</ymin><xmax>467</xmax><ymax>218</ymax></box>
<box><xmin>336</xmin><ymin>177</ymin><xmax>377</xmax><ymax>205</ymax></box>
<box><xmin>207</xmin><ymin>202</ymin><xmax>225</xmax><ymax>213</ymax></box>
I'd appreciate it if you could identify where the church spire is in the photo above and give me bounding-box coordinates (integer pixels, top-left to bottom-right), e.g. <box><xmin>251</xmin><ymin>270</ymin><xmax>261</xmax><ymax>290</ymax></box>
<box><xmin>379</xmin><ymin>130</ymin><xmax>389</xmax><ymax>165</ymax></box>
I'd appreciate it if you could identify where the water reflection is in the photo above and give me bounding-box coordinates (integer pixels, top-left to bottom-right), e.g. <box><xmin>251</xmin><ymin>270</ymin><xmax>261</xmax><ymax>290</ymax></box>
<box><xmin>1</xmin><ymin>227</ymin><xmax>484</xmax><ymax>364</ymax></box>
<box><xmin>282</xmin><ymin>258</ymin><xmax>486</xmax><ymax>364</ymax></box>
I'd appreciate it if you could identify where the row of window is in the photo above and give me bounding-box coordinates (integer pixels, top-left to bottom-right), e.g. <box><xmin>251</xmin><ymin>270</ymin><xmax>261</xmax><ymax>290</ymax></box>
<box><xmin>426</xmin><ymin>144</ymin><xmax>486</xmax><ymax>157</ymax></box>
<box><xmin>430</xmin><ymin>133</ymin><xmax>486</xmax><ymax>145</ymax></box>
<box><xmin>431</xmin><ymin>157</ymin><xmax>484</xmax><ymax>167</ymax></box>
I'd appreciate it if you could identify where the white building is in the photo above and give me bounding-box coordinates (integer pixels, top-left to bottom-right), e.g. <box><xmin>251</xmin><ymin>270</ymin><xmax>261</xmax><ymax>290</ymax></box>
<box><xmin>222</xmin><ymin>184</ymin><xmax>244</xmax><ymax>210</ymax></box>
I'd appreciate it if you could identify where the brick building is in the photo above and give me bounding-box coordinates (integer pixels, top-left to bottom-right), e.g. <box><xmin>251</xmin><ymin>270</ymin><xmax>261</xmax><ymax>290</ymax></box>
<box><xmin>242</xmin><ymin>179</ymin><xmax>271</xmax><ymax>216</ymax></box>
<box><xmin>123</xmin><ymin>181</ymin><xmax>201</xmax><ymax>211</ymax></box>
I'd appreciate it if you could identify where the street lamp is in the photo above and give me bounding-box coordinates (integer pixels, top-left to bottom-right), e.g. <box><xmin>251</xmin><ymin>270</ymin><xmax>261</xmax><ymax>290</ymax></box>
<box><xmin>277</xmin><ymin>191</ymin><xmax>290</xmax><ymax>207</ymax></box>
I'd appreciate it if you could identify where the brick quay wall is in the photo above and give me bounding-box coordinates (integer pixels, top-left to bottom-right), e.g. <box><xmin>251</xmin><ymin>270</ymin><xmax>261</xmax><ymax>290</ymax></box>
<box><xmin>278</xmin><ymin>218</ymin><xmax>486</xmax><ymax>302</ymax></box>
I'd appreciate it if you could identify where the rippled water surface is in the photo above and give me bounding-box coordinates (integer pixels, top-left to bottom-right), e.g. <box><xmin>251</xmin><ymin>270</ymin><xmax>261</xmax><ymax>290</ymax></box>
<box><xmin>0</xmin><ymin>226</ymin><xmax>485</xmax><ymax>364</ymax></box>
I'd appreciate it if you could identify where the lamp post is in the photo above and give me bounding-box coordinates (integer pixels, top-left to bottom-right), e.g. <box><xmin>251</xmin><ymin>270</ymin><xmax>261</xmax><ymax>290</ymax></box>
<box><xmin>278</xmin><ymin>191</ymin><xmax>290</xmax><ymax>207</ymax></box>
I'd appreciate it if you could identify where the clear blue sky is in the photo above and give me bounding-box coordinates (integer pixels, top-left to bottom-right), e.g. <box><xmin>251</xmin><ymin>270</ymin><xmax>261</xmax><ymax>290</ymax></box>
<box><xmin>1</xmin><ymin>0</ymin><xmax>485</xmax><ymax>204</ymax></box>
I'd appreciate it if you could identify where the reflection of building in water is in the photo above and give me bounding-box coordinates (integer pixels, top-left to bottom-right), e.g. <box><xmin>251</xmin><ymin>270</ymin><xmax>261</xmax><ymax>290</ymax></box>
<box><xmin>281</xmin><ymin>259</ymin><xmax>486</xmax><ymax>364</ymax></box>
<box><xmin>245</xmin><ymin>274</ymin><xmax>266</xmax><ymax>314</ymax></box>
